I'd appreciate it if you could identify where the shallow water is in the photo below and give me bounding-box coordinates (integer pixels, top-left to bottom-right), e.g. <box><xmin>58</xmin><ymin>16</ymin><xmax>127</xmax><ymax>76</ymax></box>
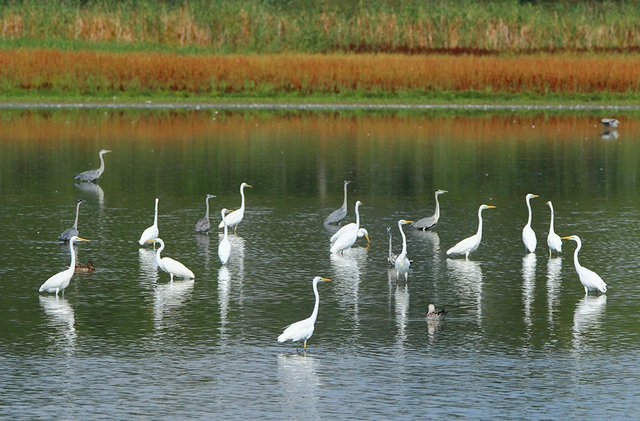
<box><xmin>0</xmin><ymin>110</ymin><xmax>639</xmax><ymax>418</ymax></box>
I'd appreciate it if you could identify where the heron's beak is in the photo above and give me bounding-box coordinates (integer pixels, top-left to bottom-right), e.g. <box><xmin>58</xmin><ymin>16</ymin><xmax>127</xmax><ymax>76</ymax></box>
<box><xmin>365</xmin><ymin>234</ymin><xmax>370</xmax><ymax>243</ymax></box>
<box><xmin>77</xmin><ymin>237</ymin><xmax>91</xmax><ymax>242</ymax></box>
<box><xmin>246</xmin><ymin>184</ymin><xmax>253</xmax><ymax>188</ymax></box>
<box><xmin>487</xmin><ymin>205</ymin><xmax>497</xmax><ymax>209</ymax></box>
<box><xmin>532</xmin><ymin>194</ymin><xmax>540</xmax><ymax>198</ymax></box>
<box><xmin>321</xmin><ymin>277</ymin><xmax>332</xmax><ymax>282</ymax></box>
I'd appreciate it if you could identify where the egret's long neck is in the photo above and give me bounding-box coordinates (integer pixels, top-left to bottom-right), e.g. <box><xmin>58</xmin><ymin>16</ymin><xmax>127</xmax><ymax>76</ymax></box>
<box><xmin>354</xmin><ymin>204</ymin><xmax>360</xmax><ymax>229</ymax></box>
<box><xmin>526</xmin><ymin>197</ymin><xmax>533</xmax><ymax>227</ymax></box>
<box><xmin>434</xmin><ymin>192</ymin><xmax>441</xmax><ymax>221</ymax></box>
<box><xmin>155</xmin><ymin>241</ymin><xmax>164</xmax><ymax>266</ymax></box>
<box><xmin>388</xmin><ymin>229</ymin><xmax>393</xmax><ymax>257</ymax></box>
<box><xmin>239</xmin><ymin>186</ymin><xmax>246</xmax><ymax>212</ymax></box>
<box><xmin>205</xmin><ymin>197</ymin><xmax>211</xmax><ymax>219</ymax></box>
<box><xmin>342</xmin><ymin>182</ymin><xmax>348</xmax><ymax>209</ymax></box>
<box><xmin>476</xmin><ymin>208</ymin><xmax>484</xmax><ymax>238</ymax></box>
<box><xmin>68</xmin><ymin>239</ymin><xmax>78</xmax><ymax>269</ymax></box>
<box><xmin>399</xmin><ymin>222</ymin><xmax>408</xmax><ymax>255</ymax></box>
<box><xmin>573</xmin><ymin>239</ymin><xmax>583</xmax><ymax>270</ymax></box>
<box><xmin>222</xmin><ymin>211</ymin><xmax>229</xmax><ymax>238</ymax></box>
<box><xmin>153</xmin><ymin>199</ymin><xmax>159</xmax><ymax>227</ymax></box>
<box><xmin>98</xmin><ymin>152</ymin><xmax>106</xmax><ymax>174</ymax></box>
<box><xmin>73</xmin><ymin>202</ymin><xmax>82</xmax><ymax>229</ymax></box>
<box><xmin>310</xmin><ymin>280</ymin><xmax>321</xmax><ymax>322</ymax></box>
<box><xmin>548</xmin><ymin>205</ymin><xmax>555</xmax><ymax>234</ymax></box>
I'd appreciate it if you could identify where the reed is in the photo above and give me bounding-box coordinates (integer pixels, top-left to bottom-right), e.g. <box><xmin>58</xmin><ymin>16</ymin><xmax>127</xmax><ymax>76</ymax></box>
<box><xmin>1</xmin><ymin>49</ymin><xmax>639</xmax><ymax>99</ymax></box>
<box><xmin>1</xmin><ymin>0</ymin><xmax>640</xmax><ymax>54</ymax></box>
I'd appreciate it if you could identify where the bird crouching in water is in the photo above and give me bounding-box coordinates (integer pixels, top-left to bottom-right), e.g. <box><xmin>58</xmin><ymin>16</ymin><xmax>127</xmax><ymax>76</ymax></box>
<box><xmin>74</xmin><ymin>260</ymin><xmax>96</xmax><ymax>273</ymax></box>
<box><xmin>277</xmin><ymin>276</ymin><xmax>331</xmax><ymax>352</ymax></box>
<box><xmin>426</xmin><ymin>304</ymin><xmax>448</xmax><ymax>320</ymax></box>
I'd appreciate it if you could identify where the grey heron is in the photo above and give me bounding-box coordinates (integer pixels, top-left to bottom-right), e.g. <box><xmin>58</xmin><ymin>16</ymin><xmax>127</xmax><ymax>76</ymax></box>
<box><xmin>411</xmin><ymin>189</ymin><xmax>448</xmax><ymax>230</ymax></box>
<box><xmin>58</xmin><ymin>199</ymin><xmax>85</xmax><ymax>242</ymax></box>
<box><xmin>324</xmin><ymin>180</ymin><xmax>351</xmax><ymax>225</ymax></box>
<box><xmin>74</xmin><ymin>149</ymin><xmax>111</xmax><ymax>182</ymax></box>
<box><xmin>194</xmin><ymin>194</ymin><xmax>216</xmax><ymax>233</ymax></box>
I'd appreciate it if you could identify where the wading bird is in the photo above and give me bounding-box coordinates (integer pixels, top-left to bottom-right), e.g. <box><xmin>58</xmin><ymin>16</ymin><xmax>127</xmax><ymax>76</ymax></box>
<box><xmin>330</xmin><ymin>201</ymin><xmax>363</xmax><ymax>254</ymax></box>
<box><xmin>218</xmin><ymin>182</ymin><xmax>252</xmax><ymax>232</ymax></box>
<box><xmin>39</xmin><ymin>236</ymin><xmax>90</xmax><ymax>296</ymax></box>
<box><xmin>426</xmin><ymin>304</ymin><xmax>448</xmax><ymax>320</ymax></box>
<box><xmin>387</xmin><ymin>227</ymin><xmax>397</xmax><ymax>265</ymax></box>
<box><xmin>522</xmin><ymin>193</ymin><xmax>539</xmax><ymax>253</ymax></box>
<box><xmin>324</xmin><ymin>180</ymin><xmax>351</xmax><ymax>225</ymax></box>
<box><xmin>139</xmin><ymin>198</ymin><xmax>159</xmax><ymax>246</ymax></box>
<box><xmin>546</xmin><ymin>201</ymin><xmax>562</xmax><ymax>257</ymax></box>
<box><xmin>74</xmin><ymin>149</ymin><xmax>111</xmax><ymax>182</ymax></box>
<box><xmin>195</xmin><ymin>194</ymin><xmax>216</xmax><ymax>233</ymax></box>
<box><xmin>147</xmin><ymin>238</ymin><xmax>194</xmax><ymax>281</ymax></box>
<box><xmin>58</xmin><ymin>199</ymin><xmax>85</xmax><ymax>242</ymax></box>
<box><xmin>277</xmin><ymin>276</ymin><xmax>331</xmax><ymax>351</ymax></box>
<box><xmin>218</xmin><ymin>208</ymin><xmax>231</xmax><ymax>265</ymax></box>
<box><xmin>600</xmin><ymin>118</ymin><xmax>619</xmax><ymax>128</ymax></box>
<box><xmin>412</xmin><ymin>189</ymin><xmax>448</xmax><ymax>230</ymax></box>
<box><xmin>74</xmin><ymin>260</ymin><xmax>95</xmax><ymax>273</ymax></box>
<box><xmin>446</xmin><ymin>204</ymin><xmax>496</xmax><ymax>259</ymax></box>
<box><xmin>561</xmin><ymin>235</ymin><xmax>607</xmax><ymax>295</ymax></box>
<box><xmin>395</xmin><ymin>219</ymin><xmax>413</xmax><ymax>281</ymax></box>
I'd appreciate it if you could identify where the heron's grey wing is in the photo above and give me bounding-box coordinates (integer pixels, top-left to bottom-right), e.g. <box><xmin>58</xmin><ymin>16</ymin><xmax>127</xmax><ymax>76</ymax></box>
<box><xmin>324</xmin><ymin>207</ymin><xmax>347</xmax><ymax>224</ymax></box>
<box><xmin>194</xmin><ymin>217</ymin><xmax>210</xmax><ymax>233</ymax></box>
<box><xmin>58</xmin><ymin>227</ymin><xmax>78</xmax><ymax>242</ymax></box>
<box><xmin>411</xmin><ymin>216</ymin><xmax>436</xmax><ymax>230</ymax></box>
<box><xmin>74</xmin><ymin>169</ymin><xmax>99</xmax><ymax>182</ymax></box>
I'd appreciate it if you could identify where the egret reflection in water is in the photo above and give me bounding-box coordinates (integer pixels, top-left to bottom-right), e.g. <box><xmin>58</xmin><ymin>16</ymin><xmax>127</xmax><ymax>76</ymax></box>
<box><xmin>522</xmin><ymin>254</ymin><xmax>537</xmax><ymax>331</ymax></box>
<box><xmin>447</xmin><ymin>258</ymin><xmax>483</xmax><ymax>323</ymax></box>
<box><xmin>572</xmin><ymin>295</ymin><xmax>607</xmax><ymax>351</ymax></box>
<box><xmin>546</xmin><ymin>257</ymin><xmax>562</xmax><ymax>326</ymax></box>
<box><xmin>218</xmin><ymin>266</ymin><xmax>231</xmax><ymax>345</ymax></box>
<box><xmin>138</xmin><ymin>248</ymin><xmax>159</xmax><ymax>285</ymax></box>
<box><xmin>394</xmin><ymin>283</ymin><xmax>410</xmax><ymax>354</ymax></box>
<box><xmin>39</xmin><ymin>295</ymin><xmax>76</xmax><ymax>355</ymax></box>
<box><xmin>330</xmin><ymin>248</ymin><xmax>367</xmax><ymax>334</ymax></box>
<box><xmin>277</xmin><ymin>353</ymin><xmax>320</xmax><ymax>418</ymax></box>
<box><xmin>153</xmin><ymin>279</ymin><xmax>195</xmax><ymax>332</ymax></box>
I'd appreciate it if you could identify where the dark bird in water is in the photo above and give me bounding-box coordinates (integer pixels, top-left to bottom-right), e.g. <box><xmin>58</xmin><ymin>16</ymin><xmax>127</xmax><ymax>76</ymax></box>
<box><xmin>324</xmin><ymin>180</ymin><xmax>351</xmax><ymax>225</ymax></box>
<box><xmin>600</xmin><ymin>118</ymin><xmax>619</xmax><ymax>128</ymax></box>
<box><xmin>195</xmin><ymin>194</ymin><xmax>216</xmax><ymax>233</ymax></box>
<box><xmin>74</xmin><ymin>149</ymin><xmax>111</xmax><ymax>182</ymax></box>
<box><xmin>75</xmin><ymin>260</ymin><xmax>96</xmax><ymax>273</ymax></box>
<box><xmin>412</xmin><ymin>190</ymin><xmax>448</xmax><ymax>230</ymax></box>
<box><xmin>58</xmin><ymin>199</ymin><xmax>85</xmax><ymax>242</ymax></box>
<box><xmin>426</xmin><ymin>304</ymin><xmax>448</xmax><ymax>320</ymax></box>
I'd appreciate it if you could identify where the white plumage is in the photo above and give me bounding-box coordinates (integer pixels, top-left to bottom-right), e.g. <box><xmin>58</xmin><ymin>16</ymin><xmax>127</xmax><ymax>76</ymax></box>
<box><xmin>218</xmin><ymin>182</ymin><xmax>252</xmax><ymax>231</ymax></box>
<box><xmin>330</xmin><ymin>201</ymin><xmax>363</xmax><ymax>254</ymax></box>
<box><xmin>218</xmin><ymin>208</ymin><xmax>231</xmax><ymax>265</ymax></box>
<box><xmin>546</xmin><ymin>201</ymin><xmax>562</xmax><ymax>256</ymax></box>
<box><xmin>446</xmin><ymin>204</ymin><xmax>496</xmax><ymax>259</ymax></box>
<box><xmin>149</xmin><ymin>238</ymin><xmax>194</xmax><ymax>281</ymax></box>
<box><xmin>277</xmin><ymin>276</ymin><xmax>331</xmax><ymax>351</ymax></box>
<box><xmin>139</xmin><ymin>198</ymin><xmax>159</xmax><ymax>245</ymax></box>
<box><xmin>394</xmin><ymin>219</ymin><xmax>413</xmax><ymax>280</ymax></box>
<box><xmin>39</xmin><ymin>236</ymin><xmax>90</xmax><ymax>296</ymax></box>
<box><xmin>562</xmin><ymin>235</ymin><xmax>607</xmax><ymax>295</ymax></box>
<box><xmin>522</xmin><ymin>193</ymin><xmax>538</xmax><ymax>253</ymax></box>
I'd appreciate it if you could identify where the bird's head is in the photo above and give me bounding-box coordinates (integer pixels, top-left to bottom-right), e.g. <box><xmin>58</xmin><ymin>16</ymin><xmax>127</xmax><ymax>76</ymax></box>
<box><xmin>206</xmin><ymin>194</ymin><xmax>216</xmax><ymax>200</ymax></box>
<box><xmin>427</xmin><ymin>304</ymin><xmax>436</xmax><ymax>313</ymax></box>
<box><xmin>436</xmin><ymin>189</ymin><xmax>448</xmax><ymax>195</ymax></box>
<box><xmin>344</xmin><ymin>180</ymin><xmax>352</xmax><ymax>185</ymax></box>
<box><xmin>399</xmin><ymin>219</ymin><xmax>413</xmax><ymax>225</ymax></box>
<box><xmin>358</xmin><ymin>228</ymin><xmax>370</xmax><ymax>243</ymax></box>
<box><xmin>99</xmin><ymin>149</ymin><xmax>112</xmax><ymax>155</ymax></box>
<box><xmin>70</xmin><ymin>236</ymin><xmax>90</xmax><ymax>243</ymax></box>
<box><xmin>313</xmin><ymin>276</ymin><xmax>332</xmax><ymax>284</ymax></box>
<box><xmin>526</xmin><ymin>193</ymin><xmax>539</xmax><ymax>200</ymax></box>
<box><xmin>561</xmin><ymin>235</ymin><xmax>579</xmax><ymax>242</ymax></box>
<box><xmin>479</xmin><ymin>204</ymin><xmax>496</xmax><ymax>211</ymax></box>
<box><xmin>546</xmin><ymin>201</ymin><xmax>552</xmax><ymax>206</ymax></box>
<box><xmin>77</xmin><ymin>199</ymin><xmax>85</xmax><ymax>204</ymax></box>
<box><xmin>355</xmin><ymin>200</ymin><xmax>363</xmax><ymax>208</ymax></box>
<box><xmin>241</xmin><ymin>182</ymin><xmax>253</xmax><ymax>189</ymax></box>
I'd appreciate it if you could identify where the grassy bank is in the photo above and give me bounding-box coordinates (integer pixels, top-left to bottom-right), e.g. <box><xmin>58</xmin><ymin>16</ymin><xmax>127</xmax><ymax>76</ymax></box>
<box><xmin>1</xmin><ymin>49</ymin><xmax>640</xmax><ymax>103</ymax></box>
<box><xmin>1</xmin><ymin>0</ymin><xmax>640</xmax><ymax>54</ymax></box>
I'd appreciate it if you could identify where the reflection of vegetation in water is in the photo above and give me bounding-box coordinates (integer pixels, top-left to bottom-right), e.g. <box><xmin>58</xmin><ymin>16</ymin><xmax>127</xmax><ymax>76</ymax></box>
<box><xmin>2</xmin><ymin>0</ymin><xmax>640</xmax><ymax>54</ymax></box>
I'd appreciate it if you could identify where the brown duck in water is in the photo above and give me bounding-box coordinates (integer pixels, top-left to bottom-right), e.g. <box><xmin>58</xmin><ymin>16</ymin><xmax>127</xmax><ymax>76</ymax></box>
<box><xmin>75</xmin><ymin>260</ymin><xmax>95</xmax><ymax>273</ymax></box>
<box><xmin>426</xmin><ymin>304</ymin><xmax>447</xmax><ymax>320</ymax></box>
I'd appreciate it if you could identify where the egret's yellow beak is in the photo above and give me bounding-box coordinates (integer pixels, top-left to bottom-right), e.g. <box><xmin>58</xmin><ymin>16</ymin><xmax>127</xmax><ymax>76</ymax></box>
<box><xmin>532</xmin><ymin>194</ymin><xmax>540</xmax><ymax>198</ymax></box>
<box><xmin>365</xmin><ymin>234</ymin><xmax>370</xmax><ymax>243</ymax></box>
<box><xmin>561</xmin><ymin>236</ymin><xmax>572</xmax><ymax>240</ymax></box>
<box><xmin>321</xmin><ymin>277</ymin><xmax>332</xmax><ymax>282</ymax></box>
<box><xmin>487</xmin><ymin>205</ymin><xmax>497</xmax><ymax>209</ymax></box>
<box><xmin>77</xmin><ymin>237</ymin><xmax>91</xmax><ymax>242</ymax></box>
<box><xmin>145</xmin><ymin>239</ymin><xmax>157</xmax><ymax>243</ymax></box>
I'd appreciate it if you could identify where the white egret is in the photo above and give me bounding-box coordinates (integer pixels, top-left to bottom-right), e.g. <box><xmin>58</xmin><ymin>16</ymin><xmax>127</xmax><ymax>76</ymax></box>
<box><xmin>546</xmin><ymin>201</ymin><xmax>562</xmax><ymax>257</ymax></box>
<box><xmin>329</xmin><ymin>199</ymin><xmax>369</xmax><ymax>245</ymax></box>
<box><xmin>139</xmin><ymin>198</ymin><xmax>159</xmax><ymax>245</ymax></box>
<box><xmin>277</xmin><ymin>276</ymin><xmax>331</xmax><ymax>351</ymax></box>
<box><xmin>324</xmin><ymin>180</ymin><xmax>351</xmax><ymax>225</ymax></box>
<box><xmin>330</xmin><ymin>201</ymin><xmax>363</xmax><ymax>254</ymax></box>
<box><xmin>195</xmin><ymin>194</ymin><xmax>216</xmax><ymax>233</ymax></box>
<box><xmin>600</xmin><ymin>118</ymin><xmax>619</xmax><ymax>128</ymax></box>
<box><xmin>387</xmin><ymin>227</ymin><xmax>397</xmax><ymax>265</ymax></box>
<box><xmin>147</xmin><ymin>238</ymin><xmax>195</xmax><ymax>281</ymax></box>
<box><xmin>412</xmin><ymin>189</ymin><xmax>448</xmax><ymax>230</ymax></box>
<box><xmin>561</xmin><ymin>235</ymin><xmax>607</xmax><ymax>295</ymax></box>
<box><xmin>395</xmin><ymin>219</ymin><xmax>413</xmax><ymax>281</ymax></box>
<box><xmin>218</xmin><ymin>182</ymin><xmax>252</xmax><ymax>232</ymax></box>
<box><xmin>218</xmin><ymin>208</ymin><xmax>231</xmax><ymax>265</ymax></box>
<box><xmin>446</xmin><ymin>204</ymin><xmax>496</xmax><ymax>259</ymax></box>
<box><xmin>522</xmin><ymin>193</ymin><xmax>539</xmax><ymax>253</ymax></box>
<box><xmin>74</xmin><ymin>149</ymin><xmax>111</xmax><ymax>182</ymax></box>
<box><xmin>39</xmin><ymin>236</ymin><xmax>90</xmax><ymax>296</ymax></box>
<box><xmin>58</xmin><ymin>199</ymin><xmax>85</xmax><ymax>242</ymax></box>
<box><xmin>426</xmin><ymin>304</ymin><xmax>448</xmax><ymax>320</ymax></box>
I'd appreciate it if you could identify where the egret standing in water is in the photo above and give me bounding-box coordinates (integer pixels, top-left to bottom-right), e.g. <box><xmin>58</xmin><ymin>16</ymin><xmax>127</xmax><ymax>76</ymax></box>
<box><xmin>446</xmin><ymin>204</ymin><xmax>496</xmax><ymax>259</ymax></box>
<box><xmin>522</xmin><ymin>193</ymin><xmax>539</xmax><ymax>253</ymax></box>
<box><xmin>58</xmin><ymin>199</ymin><xmax>85</xmax><ymax>242</ymax></box>
<box><xmin>562</xmin><ymin>235</ymin><xmax>607</xmax><ymax>295</ymax></box>
<box><xmin>147</xmin><ymin>238</ymin><xmax>194</xmax><ymax>281</ymax></box>
<box><xmin>324</xmin><ymin>180</ymin><xmax>351</xmax><ymax>225</ymax></box>
<box><xmin>139</xmin><ymin>198</ymin><xmax>159</xmax><ymax>246</ymax></box>
<box><xmin>546</xmin><ymin>201</ymin><xmax>562</xmax><ymax>257</ymax></box>
<box><xmin>195</xmin><ymin>194</ymin><xmax>216</xmax><ymax>233</ymax></box>
<box><xmin>218</xmin><ymin>182</ymin><xmax>252</xmax><ymax>232</ymax></box>
<box><xmin>330</xmin><ymin>201</ymin><xmax>363</xmax><ymax>254</ymax></box>
<box><xmin>277</xmin><ymin>276</ymin><xmax>331</xmax><ymax>351</ymax></box>
<box><xmin>74</xmin><ymin>149</ymin><xmax>111</xmax><ymax>182</ymax></box>
<box><xmin>218</xmin><ymin>208</ymin><xmax>231</xmax><ymax>265</ymax></box>
<box><xmin>412</xmin><ymin>189</ymin><xmax>448</xmax><ymax>230</ymax></box>
<box><xmin>395</xmin><ymin>219</ymin><xmax>413</xmax><ymax>281</ymax></box>
<box><xmin>39</xmin><ymin>236</ymin><xmax>90</xmax><ymax>296</ymax></box>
